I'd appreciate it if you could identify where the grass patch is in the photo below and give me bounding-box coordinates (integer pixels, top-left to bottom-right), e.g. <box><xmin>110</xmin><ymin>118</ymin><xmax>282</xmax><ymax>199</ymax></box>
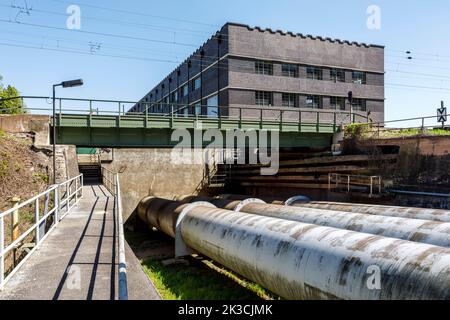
<box><xmin>141</xmin><ymin>256</ymin><xmax>277</xmax><ymax>300</ymax></box>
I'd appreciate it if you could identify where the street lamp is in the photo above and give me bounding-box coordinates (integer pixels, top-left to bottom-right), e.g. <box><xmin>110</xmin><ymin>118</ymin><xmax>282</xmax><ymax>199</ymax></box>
<box><xmin>53</xmin><ymin>79</ymin><xmax>83</xmax><ymax>184</ymax></box>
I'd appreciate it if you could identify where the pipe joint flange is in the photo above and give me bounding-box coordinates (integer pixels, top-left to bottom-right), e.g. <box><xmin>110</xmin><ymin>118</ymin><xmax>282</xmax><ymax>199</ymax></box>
<box><xmin>284</xmin><ymin>195</ymin><xmax>311</xmax><ymax>206</ymax></box>
<box><xmin>175</xmin><ymin>201</ymin><xmax>216</xmax><ymax>257</ymax></box>
<box><xmin>234</xmin><ymin>198</ymin><xmax>266</xmax><ymax>212</ymax></box>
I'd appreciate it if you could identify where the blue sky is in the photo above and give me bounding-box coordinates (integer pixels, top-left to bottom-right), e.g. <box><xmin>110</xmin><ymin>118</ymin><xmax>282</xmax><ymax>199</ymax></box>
<box><xmin>1</xmin><ymin>0</ymin><xmax>450</xmax><ymax>122</ymax></box>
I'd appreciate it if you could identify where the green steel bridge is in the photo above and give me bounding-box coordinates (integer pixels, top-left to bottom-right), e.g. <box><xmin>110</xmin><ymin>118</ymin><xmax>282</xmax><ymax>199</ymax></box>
<box><xmin>1</xmin><ymin>96</ymin><xmax>369</xmax><ymax>148</ymax></box>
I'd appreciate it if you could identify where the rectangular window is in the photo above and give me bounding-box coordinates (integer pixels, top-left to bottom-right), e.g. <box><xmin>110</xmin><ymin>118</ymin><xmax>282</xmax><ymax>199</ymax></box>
<box><xmin>307</xmin><ymin>67</ymin><xmax>322</xmax><ymax>80</ymax></box>
<box><xmin>330</xmin><ymin>69</ymin><xmax>345</xmax><ymax>82</ymax></box>
<box><xmin>282</xmin><ymin>93</ymin><xmax>297</xmax><ymax>108</ymax></box>
<box><xmin>172</xmin><ymin>91</ymin><xmax>178</xmax><ymax>102</ymax></box>
<box><xmin>330</xmin><ymin>96</ymin><xmax>346</xmax><ymax>110</ymax></box>
<box><xmin>206</xmin><ymin>95</ymin><xmax>218</xmax><ymax>118</ymax></box>
<box><xmin>255</xmin><ymin>60</ymin><xmax>273</xmax><ymax>75</ymax></box>
<box><xmin>306</xmin><ymin>95</ymin><xmax>322</xmax><ymax>109</ymax></box>
<box><xmin>352</xmin><ymin>98</ymin><xmax>366</xmax><ymax>111</ymax></box>
<box><xmin>182</xmin><ymin>84</ymin><xmax>189</xmax><ymax>97</ymax></box>
<box><xmin>282</xmin><ymin>64</ymin><xmax>299</xmax><ymax>78</ymax></box>
<box><xmin>194</xmin><ymin>103</ymin><xmax>202</xmax><ymax>116</ymax></box>
<box><xmin>352</xmin><ymin>71</ymin><xmax>366</xmax><ymax>84</ymax></box>
<box><xmin>255</xmin><ymin>91</ymin><xmax>273</xmax><ymax>106</ymax></box>
<box><xmin>192</xmin><ymin>77</ymin><xmax>201</xmax><ymax>91</ymax></box>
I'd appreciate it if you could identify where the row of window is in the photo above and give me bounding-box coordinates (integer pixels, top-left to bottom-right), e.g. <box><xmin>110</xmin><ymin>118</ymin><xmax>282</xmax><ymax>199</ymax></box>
<box><xmin>255</xmin><ymin>60</ymin><xmax>367</xmax><ymax>84</ymax></box>
<box><xmin>144</xmin><ymin>76</ymin><xmax>202</xmax><ymax>105</ymax></box>
<box><xmin>255</xmin><ymin>91</ymin><xmax>367</xmax><ymax>111</ymax></box>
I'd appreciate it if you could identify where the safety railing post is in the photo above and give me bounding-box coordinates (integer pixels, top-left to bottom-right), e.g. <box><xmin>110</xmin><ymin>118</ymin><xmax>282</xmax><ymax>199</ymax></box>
<box><xmin>145</xmin><ymin>104</ymin><xmax>148</xmax><ymax>128</ymax></box>
<box><xmin>333</xmin><ymin>112</ymin><xmax>337</xmax><ymax>132</ymax></box>
<box><xmin>75</xmin><ymin>178</ymin><xmax>78</xmax><ymax>202</ymax></box>
<box><xmin>299</xmin><ymin>110</ymin><xmax>302</xmax><ymax>132</ymax></box>
<box><xmin>58</xmin><ymin>99</ymin><xmax>62</xmax><ymax>126</ymax></box>
<box><xmin>55</xmin><ymin>187</ymin><xmax>59</xmax><ymax>223</ymax></box>
<box><xmin>378</xmin><ymin>177</ymin><xmax>382</xmax><ymax>194</ymax></box>
<box><xmin>328</xmin><ymin>173</ymin><xmax>331</xmax><ymax>190</ymax></box>
<box><xmin>239</xmin><ymin>108</ymin><xmax>242</xmax><ymax>129</ymax></box>
<box><xmin>81</xmin><ymin>174</ymin><xmax>84</xmax><ymax>198</ymax></box>
<box><xmin>0</xmin><ymin>216</ymin><xmax>4</xmax><ymax>288</ymax></box>
<box><xmin>279</xmin><ymin>110</ymin><xmax>283</xmax><ymax>131</ymax></box>
<box><xmin>370</xmin><ymin>177</ymin><xmax>373</xmax><ymax>197</ymax></box>
<box><xmin>66</xmin><ymin>183</ymin><xmax>69</xmax><ymax>214</ymax></box>
<box><xmin>316</xmin><ymin>112</ymin><xmax>320</xmax><ymax>132</ymax></box>
<box><xmin>35</xmin><ymin>199</ymin><xmax>40</xmax><ymax>245</ymax></box>
<box><xmin>260</xmin><ymin>108</ymin><xmax>263</xmax><ymax>129</ymax></box>
<box><xmin>347</xmin><ymin>175</ymin><xmax>350</xmax><ymax>192</ymax></box>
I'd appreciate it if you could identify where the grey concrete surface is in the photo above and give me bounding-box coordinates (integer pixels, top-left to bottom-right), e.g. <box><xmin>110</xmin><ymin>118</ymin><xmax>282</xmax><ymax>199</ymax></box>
<box><xmin>0</xmin><ymin>185</ymin><xmax>160</xmax><ymax>300</ymax></box>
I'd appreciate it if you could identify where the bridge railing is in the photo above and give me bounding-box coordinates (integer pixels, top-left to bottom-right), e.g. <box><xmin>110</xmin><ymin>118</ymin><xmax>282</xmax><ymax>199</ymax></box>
<box><xmin>0</xmin><ymin>174</ymin><xmax>83</xmax><ymax>289</ymax></box>
<box><xmin>100</xmin><ymin>167</ymin><xmax>128</xmax><ymax>300</ymax></box>
<box><xmin>328</xmin><ymin>173</ymin><xmax>382</xmax><ymax>196</ymax></box>
<box><xmin>0</xmin><ymin>96</ymin><xmax>369</xmax><ymax>129</ymax></box>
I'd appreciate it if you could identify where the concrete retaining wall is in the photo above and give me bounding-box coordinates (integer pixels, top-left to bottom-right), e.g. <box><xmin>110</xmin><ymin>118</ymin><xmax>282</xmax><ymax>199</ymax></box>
<box><xmin>0</xmin><ymin>114</ymin><xmax>50</xmax><ymax>146</ymax></box>
<box><xmin>103</xmin><ymin>148</ymin><xmax>212</xmax><ymax>221</ymax></box>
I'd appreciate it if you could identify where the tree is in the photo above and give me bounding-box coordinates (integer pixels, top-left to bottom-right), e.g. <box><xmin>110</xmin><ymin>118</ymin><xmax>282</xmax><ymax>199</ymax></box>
<box><xmin>0</xmin><ymin>74</ymin><xmax>25</xmax><ymax>114</ymax></box>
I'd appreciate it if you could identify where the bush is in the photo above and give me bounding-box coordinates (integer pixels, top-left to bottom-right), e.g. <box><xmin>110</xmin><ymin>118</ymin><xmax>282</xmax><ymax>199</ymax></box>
<box><xmin>344</xmin><ymin>123</ymin><xmax>370</xmax><ymax>139</ymax></box>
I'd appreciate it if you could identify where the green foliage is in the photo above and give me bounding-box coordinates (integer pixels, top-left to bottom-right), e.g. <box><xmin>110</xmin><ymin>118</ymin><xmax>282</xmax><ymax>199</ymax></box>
<box><xmin>33</xmin><ymin>172</ymin><xmax>49</xmax><ymax>184</ymax></box>
<box><xmin>0</xmin><ymin>74</ymin><xmax>25</xmax><ymax>114</ymax></box>
<box><xmin>344</xmin><ymin>123</ymin><xmax>370</xmax><ymax>139</ymax></box>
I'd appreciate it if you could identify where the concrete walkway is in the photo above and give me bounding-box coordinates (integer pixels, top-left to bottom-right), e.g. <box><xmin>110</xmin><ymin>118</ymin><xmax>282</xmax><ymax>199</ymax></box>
<box><xmin>0</xmin><ymin>185</ymin><xmax>161</xmax><ymax>300</ymax></box>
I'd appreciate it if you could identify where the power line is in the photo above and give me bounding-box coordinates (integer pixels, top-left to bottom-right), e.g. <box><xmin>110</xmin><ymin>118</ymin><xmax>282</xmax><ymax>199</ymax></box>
<box><xmin>0</xmin><ymin>18</ymin><xmax>198</xmax><ymax>48</ymax></box>
<box><xmin>0</xmin><ymin>2</ymin><xmax>217</xmax><ymax>38</ymax></box>
<box><xmin>47</xmin><ymin>0</ymin><xmax>220</xmax><ymax>27</ymax></box>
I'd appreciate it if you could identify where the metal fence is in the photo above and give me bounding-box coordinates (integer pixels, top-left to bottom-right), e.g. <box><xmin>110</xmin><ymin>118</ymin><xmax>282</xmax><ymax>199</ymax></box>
<box><xmin>0</xmin><ymin>174</ymin><xmax>83</xmax><ymax>289</ymax></box>
<box><xmin>328</xmin><ymin>173</ymin><xmax>382</xmax><ymax>196</ymax></box>
<box><xmin>100</xmin><ymin>167</ymin><xmax>128</xmax><ymax>300</ymax></box>
<box><xmin>0</xmin><ymin>95</ymin><xmax>369</xmax><ymax>127</ymax></box>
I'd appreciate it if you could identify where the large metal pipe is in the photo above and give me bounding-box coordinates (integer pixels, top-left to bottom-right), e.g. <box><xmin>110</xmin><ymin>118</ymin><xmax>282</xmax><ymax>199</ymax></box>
<box><xmin>180</xmin><ymin>205</ymin><xmax>450</xmax><ymax>300</ymax></box>
<box><xmin>291</xmin><ymin>201</ymin><xmax>450</xmax><ymax>223</ymax></box>
<box><xmin>236</xmin><ymin>203</ymin><xmax>450</xmax><ymax>247</ymax></box>
<box><xmin>138</xmin><ymin>197</ymin><xmax>450</xmax><ymax>300</ymax></box>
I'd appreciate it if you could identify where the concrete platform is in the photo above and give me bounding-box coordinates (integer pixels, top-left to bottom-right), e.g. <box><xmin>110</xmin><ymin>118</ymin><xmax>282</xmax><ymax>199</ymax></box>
<box><xmin>0</xmin><ymin>185</ymin><xmax>161</xmax><ymax>300</ymax></box>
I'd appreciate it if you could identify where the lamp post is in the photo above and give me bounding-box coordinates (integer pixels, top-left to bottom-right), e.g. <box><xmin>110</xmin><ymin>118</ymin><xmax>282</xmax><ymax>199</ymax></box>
<box><xmin>53</xmin><ymin>79</ymin><xmax>83</xmax><ymax>184</ymax></box>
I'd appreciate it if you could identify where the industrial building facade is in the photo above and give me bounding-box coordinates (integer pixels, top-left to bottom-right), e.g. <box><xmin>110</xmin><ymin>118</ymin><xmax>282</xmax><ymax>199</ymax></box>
<box><xmin>131</xmin><ymin>22</ymin><xmax>385</xmax><ymax>123</ymax></box>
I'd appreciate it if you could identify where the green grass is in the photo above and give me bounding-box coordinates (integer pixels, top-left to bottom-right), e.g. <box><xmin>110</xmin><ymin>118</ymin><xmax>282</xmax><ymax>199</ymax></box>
<box><xmin>126</xmin><ymin>228</ymin><xmax>279</xmax><ymax>300</ymax></box>
<box><xmin>379</xmin><ymin>128</ymin><xmax>450</xmax><ymax>138</ymax></box>
<box><xmin>141</xmin><ymin>256</ymin><xmax>277</xmax><ymax>300</ymax></box>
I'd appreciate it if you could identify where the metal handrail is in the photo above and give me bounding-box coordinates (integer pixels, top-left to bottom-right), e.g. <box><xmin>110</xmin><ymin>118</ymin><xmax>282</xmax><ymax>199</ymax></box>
<box><xmin>0</xmin><ymin>174</ymin><xmax>83</xmax><ymax>289</ymax></box>
<box><xmin>328</xmin><ymin>173</ymin><xmax>382</xmax><ymax>196</ymax></box>
<box><xmin>100</xmin><ymin>167</ymin><xmax>128</xmax><ymax>300</ymax></box>
<box><xmin>0</xmin><ymin>96</ymin><xmax>369</xmax><ymax>126</ymax></box>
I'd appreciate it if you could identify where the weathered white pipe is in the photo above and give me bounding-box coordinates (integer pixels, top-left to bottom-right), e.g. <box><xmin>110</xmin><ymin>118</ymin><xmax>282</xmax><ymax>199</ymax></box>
<box><xmin>236</xmin><ymin>203</ymin><xmax>450</xmax><ymax>248</ymax></box>
<box><xmin>180</xmin><ymin>206</ymin><xmax>450</xmax><ymax>300</ymax></box>
<box><xmin>291</xmin><ymin>201</ymin><xmax>450</xmax><ymax>223</ymax></box>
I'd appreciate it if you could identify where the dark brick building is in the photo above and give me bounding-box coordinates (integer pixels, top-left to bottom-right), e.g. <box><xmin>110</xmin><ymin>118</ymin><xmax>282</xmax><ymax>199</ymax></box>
<box><xmin>131</xmin><ymin>22</ymin><xmax>384</xmax><ymax>123</ymax></box>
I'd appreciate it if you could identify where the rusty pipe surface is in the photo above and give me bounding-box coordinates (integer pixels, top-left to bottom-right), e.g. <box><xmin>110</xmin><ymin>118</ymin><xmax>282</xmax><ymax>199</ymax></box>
<box><xmin>292</xmin><ymin>201</ymin><xmax>450</xmax><ymax>223</ymax></box>
<box><xmin>136</xmin><ymin>196</ymin><xmax>256</xmax><ymax>237</ymax></box>
<box><xmin>137</xmin><ymin>196</ymin><xmax>189</xmax><ymax>238</ymax></box>
<box><xmin>237</xmin><ymin>203</ymin><xmax>450</xmax><ymax>247</ymax></box>
<box><xmin>180</xmin><ymin>206</ymin><xmax>450</xmax><ymax>300</ymax></box>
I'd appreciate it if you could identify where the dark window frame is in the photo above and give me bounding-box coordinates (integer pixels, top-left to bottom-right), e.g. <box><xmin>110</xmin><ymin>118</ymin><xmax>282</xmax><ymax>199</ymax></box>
<box><xmin>306</xmin><ymin>95</ymin><xmax>322</xmax><ymax>109</ymax></box>
<box><xmin>306</xmin><ymin>66</ymin><xmax>323</xmax><ymax>80</ymax></box>
<box><xmin>352</xmin><ymin>98</ymin><xmax>367</xmax><ymax>111</ymax></box>
<box><xmin>255</xmin><ymin>60</ymin><xmax>273</xmax><ymax>76</ymax></box>
<box><xmin>330</xmin><ymin>69</ymin><xmax>346</xmax><ymax>83</ymax></box>
<box><xmin>255</xmin><ymin>91</ymin><xmax>273</xmax><ymax>106</ymax></box>
<box><xmin>282</xmin><ymin>93</ymin><xmax>297</xmax><ymax>108</ymax></box>
<box><xmin>352</xmin><ymin>71</ymin><xmax>366</xmax><ymax>85</ymax></box>
<box><xmin>282</xmin><ymin>64</ymin><xmax>299</xmax><ymax>78</ymax></box>
<box><xmin>330</xmin><ymin>96</ymin><xmax>346</xmax><ymax>110</ymax></box>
